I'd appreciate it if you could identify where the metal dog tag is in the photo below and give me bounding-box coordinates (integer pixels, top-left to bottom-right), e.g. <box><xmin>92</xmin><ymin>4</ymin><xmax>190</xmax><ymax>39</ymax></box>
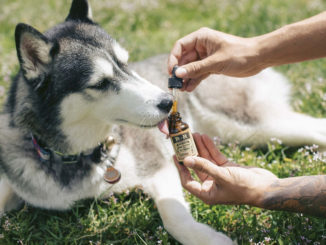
<box><xmin>104</xmin><ymin>166</ymin><xmax>121</xmax><ymax>184</ymax></box>
<box><xmin>103</xmin><ymin>136</ymin><xmax>116</xmax><ymax>152</ymax></box>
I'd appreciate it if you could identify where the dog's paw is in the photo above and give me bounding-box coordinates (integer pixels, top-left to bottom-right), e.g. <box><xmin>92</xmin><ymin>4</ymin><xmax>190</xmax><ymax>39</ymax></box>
<box><xmin>155</xmin><ymin>197</ymin><xmax>233</xmax><ymax>244</ymax></box>
<box><xmin>165</xmin><ymin>220</ymin><xmax>233</xmax><ymax>245</ymax></box>
<box><xmin>190</xmin><ymin>223</ymin><xmax>233</xmax><ymax>245</ymax></box>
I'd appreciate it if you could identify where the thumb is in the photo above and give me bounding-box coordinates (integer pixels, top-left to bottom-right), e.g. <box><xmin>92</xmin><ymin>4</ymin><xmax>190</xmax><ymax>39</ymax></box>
<box><xmin>176</xmin><ymin>58</ymin><xmax>213</xmax><ymax>79</ymax></box>
<box><xmin>183</xmin><ymin>156</ymin><xmax>223</xmax><ymax>179</ymax></box>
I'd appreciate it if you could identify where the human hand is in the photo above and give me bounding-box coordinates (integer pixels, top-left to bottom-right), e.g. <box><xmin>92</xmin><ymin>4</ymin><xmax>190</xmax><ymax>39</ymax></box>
<box><xmin>168</xmin><ymin>27</ymin><xmax>265</xmax><ymax>92</ymax></box>
<box><xmin>174</xmin><ymin>133</ymin><xmax>278</xmax><ymax>206</ymax></box>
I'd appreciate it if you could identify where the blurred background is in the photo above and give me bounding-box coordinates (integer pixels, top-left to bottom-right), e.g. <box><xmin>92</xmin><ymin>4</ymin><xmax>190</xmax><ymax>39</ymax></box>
<box><xmin>0</xmin><ymin>0</ymin><xmax>326</xmax><ymax>244</ymax></box>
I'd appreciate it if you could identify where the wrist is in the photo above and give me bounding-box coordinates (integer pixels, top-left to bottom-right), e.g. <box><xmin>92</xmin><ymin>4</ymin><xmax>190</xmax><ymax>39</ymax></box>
<box><xmin>254</xmin><ymin>29</ymin><xmax>286</xmax><ymax>69</ymax></box>
<box><xmin>245</xmin><ymin>183</ymin><xmax>267</xmax><ymax>207</ymax></box>
<box><xmin>244</xmin><ymin>36</ymin><xmax>268</xmax><ymax>72</ymax></box>
<box><xmin>247</xmin><ymin>177</ymin><xmax>280</xmax><ymax>208</ymax></box>
<box><xmin>256</xmin><ymin>178</ymin><xmax>282</xmax><ymax>208</ymax></box>
<box><xmin>232</xmin><ymin>178</ymin><xmax>270</xmax><ymax>207</ymax></box>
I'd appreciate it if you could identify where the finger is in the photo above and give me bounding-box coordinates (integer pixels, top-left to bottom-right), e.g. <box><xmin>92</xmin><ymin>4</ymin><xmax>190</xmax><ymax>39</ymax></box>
<box><xmin>192</xmin><ymin>133</ymin><xmax>211</xmax><ymax>181</ymax></box>
<box><xmin>184</xmin><ymin>74</ymin><xmax>210</xmax><ymax>92</ymax></box>
<box><xmin>173</xmin><ymin>156</ymin><xmax>208</xmax><ymax>197</ymax></box>
<box><xmin>180</xmin><ymin>78</ymin><xmax>190</xmax><ymax>91</ymax></box>
<box><xmin>193</xmin><ymin>133</ymin><xmax>211</xmax><ymax>160</ymax></box>
<box><xmin>168</xmin><ymin>32</ymin><xmax>199</xmax><ymax>74</ymax></box>
<box><xmin>179</xmin><ymin>57</ymin><xmax>214</xmax><ymax>80</ymax></box>
<box><xmin>184</xmin><ymin>156</ymin><xmax>231</xmax><ymax>182</ymax></box>
<box><xmin>201</xmin><ymin>134</ymin><xmax>228</xmax><ymax>166</ymax></box>
<box><xmin>182</xmin><ymin>179</ymin><xmax>209</xmax><ymax>199</ymax></box>
<box><xmin>173</xmin><ymin>156</ymin><xmax>193</xmax><ymax>185</ymax></box>
<box><xmin>179</xmin><ymin>50</ymin><xmax>199</xmax><ymax>67</ymax></box>
<box><xmin>168</xmin><ymin>42</ymin><xmax>183</xmax><ymax>74</ymax></box>
<box><xmin>168</xmin><ymin>54</ymin><xmax>179</xmax><ymax>75</ymax></box>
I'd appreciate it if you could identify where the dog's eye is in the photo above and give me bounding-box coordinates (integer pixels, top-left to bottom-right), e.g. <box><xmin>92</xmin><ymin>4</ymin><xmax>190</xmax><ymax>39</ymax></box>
<box><xmin>87</xmin><ymin>78</ymin><xmax>120</xmax><ymax>92</ymax></box>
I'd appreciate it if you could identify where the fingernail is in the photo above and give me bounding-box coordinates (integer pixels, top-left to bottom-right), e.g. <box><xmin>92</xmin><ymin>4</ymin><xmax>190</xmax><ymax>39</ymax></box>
<box><xmin>184</xmin><ymin>156</ymin><xmax>195</xmax><ymax>167</ymax></box>
<box><xmin>176</xmin><ymin>67</ymin><xmax>187</xmax><ymax>77</ymax></box>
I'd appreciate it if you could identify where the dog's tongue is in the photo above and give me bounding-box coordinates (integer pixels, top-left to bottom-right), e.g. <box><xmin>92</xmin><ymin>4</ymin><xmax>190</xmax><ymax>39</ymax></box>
<box><xmin>158</xmin><ymin>120</ymin><xmax>169</xmax><ymax>135</ymax></box>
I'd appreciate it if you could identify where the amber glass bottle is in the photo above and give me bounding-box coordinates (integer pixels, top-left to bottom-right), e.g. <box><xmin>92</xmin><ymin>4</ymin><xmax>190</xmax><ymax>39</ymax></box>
<box><xmin>168</xmin><ymin>108</ymin><xmax>198</xmax><ymax>163</ymax></box>
<box><xmin>168</xmin><ymin>66</ymin><xmax>198</xmax><ymax>163</ymax></box>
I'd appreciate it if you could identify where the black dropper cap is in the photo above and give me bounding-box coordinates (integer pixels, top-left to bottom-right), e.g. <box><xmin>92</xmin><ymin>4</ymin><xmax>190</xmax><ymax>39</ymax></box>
<box><xmin>168</xmin><ymin>66</ymin><xmax>183</xmax><ymax>89</ymax></box>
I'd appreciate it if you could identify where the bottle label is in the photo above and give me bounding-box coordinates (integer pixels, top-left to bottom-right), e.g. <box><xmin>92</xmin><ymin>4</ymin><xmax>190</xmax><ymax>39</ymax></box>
<box><xmin>170</xmin><ymin>128</ymin><xmax>198</xmax><ymax>162</ymax></box>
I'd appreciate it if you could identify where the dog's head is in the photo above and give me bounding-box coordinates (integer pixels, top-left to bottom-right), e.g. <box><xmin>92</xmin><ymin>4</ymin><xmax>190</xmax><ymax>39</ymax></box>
<box><xmin>14</xmin><ymin>0</ymin><xmax>172</xmax><ymax>152</ymax></box>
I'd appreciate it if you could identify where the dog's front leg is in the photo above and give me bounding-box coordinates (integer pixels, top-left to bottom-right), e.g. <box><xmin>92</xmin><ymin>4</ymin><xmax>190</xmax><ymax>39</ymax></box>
<box><xmin>0</xmin><ymin>178</ymin><xmax>22</xmax><ymax>216</ymax></box>
<box><xmin>143</xmin><ymin>164</ymin><xmax>233</xmax><ymax>245</ymax></box>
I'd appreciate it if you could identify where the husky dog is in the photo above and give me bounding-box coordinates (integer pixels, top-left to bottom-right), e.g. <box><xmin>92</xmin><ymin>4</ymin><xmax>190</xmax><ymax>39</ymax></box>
<box><xmin>1</xmin><ymin>0</ymin><xmax>326</xmax><ymax>244</ymax></box>
<box><xmin>0</xmin><ymin>0</ymin><xmax>232</xmax><ymax>244</ymax></box>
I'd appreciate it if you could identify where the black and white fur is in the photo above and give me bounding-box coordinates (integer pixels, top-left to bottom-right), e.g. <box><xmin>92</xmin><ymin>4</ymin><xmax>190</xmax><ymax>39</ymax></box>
<box><xmin>0</xmin><ymin>0</ymin><xmax>232</xmax><ymax>244</ymax></box>
<box><xmin>1</xmin><ymin>0</ymin><xmax>326</xmax><ymax>244</ymax></box>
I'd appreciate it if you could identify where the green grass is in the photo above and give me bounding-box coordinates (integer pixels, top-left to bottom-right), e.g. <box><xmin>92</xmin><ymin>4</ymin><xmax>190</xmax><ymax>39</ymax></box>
<box><xmin>1</xmin><ymin>0</ymin><xmax>326</xmax><ymax>244</ymax></box>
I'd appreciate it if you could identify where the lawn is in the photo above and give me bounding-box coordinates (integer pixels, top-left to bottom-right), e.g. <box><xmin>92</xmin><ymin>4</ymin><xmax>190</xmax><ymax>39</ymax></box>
<box><xmin>1</xmin><ymin>0</ymin><xmax>326</xmax><ymax>244</ymax></box>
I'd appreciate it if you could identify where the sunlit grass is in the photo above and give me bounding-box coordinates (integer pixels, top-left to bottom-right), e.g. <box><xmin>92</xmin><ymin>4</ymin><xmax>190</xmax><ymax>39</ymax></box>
<box><xmin>1</xmin><ymin>0</ymin><xmax>326</xmax><ymax>244</ymax></box>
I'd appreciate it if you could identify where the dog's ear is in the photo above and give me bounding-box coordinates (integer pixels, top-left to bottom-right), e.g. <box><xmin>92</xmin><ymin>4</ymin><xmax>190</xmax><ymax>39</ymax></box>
<box><xmin>65</xmin><ymin>0</ymin><xmax>93</xmax><ymax>22</ymax></box>
<box><xmin>15</xmin><ymin>23</ymin><xmax>58</xmax><ymax>82</ymax></box>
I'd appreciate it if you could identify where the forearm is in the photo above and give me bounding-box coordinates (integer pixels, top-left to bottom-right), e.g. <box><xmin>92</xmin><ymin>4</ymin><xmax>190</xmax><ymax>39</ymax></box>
<box><xmin>255</xmin><ymin>11</ymin><xmax>326</xmax><ymax>68</ymax></box>
<box><xmin>259</xmin><ymin>175</ymin><xmax>326</xmax><ymax>217</ymax></box>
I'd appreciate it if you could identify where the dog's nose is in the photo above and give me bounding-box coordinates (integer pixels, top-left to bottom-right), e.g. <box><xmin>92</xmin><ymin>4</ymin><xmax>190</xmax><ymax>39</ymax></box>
<box><xmin>157</xmin><ymin>98</ymin><xmax>173</xmax><ymax>113</ymax></box>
